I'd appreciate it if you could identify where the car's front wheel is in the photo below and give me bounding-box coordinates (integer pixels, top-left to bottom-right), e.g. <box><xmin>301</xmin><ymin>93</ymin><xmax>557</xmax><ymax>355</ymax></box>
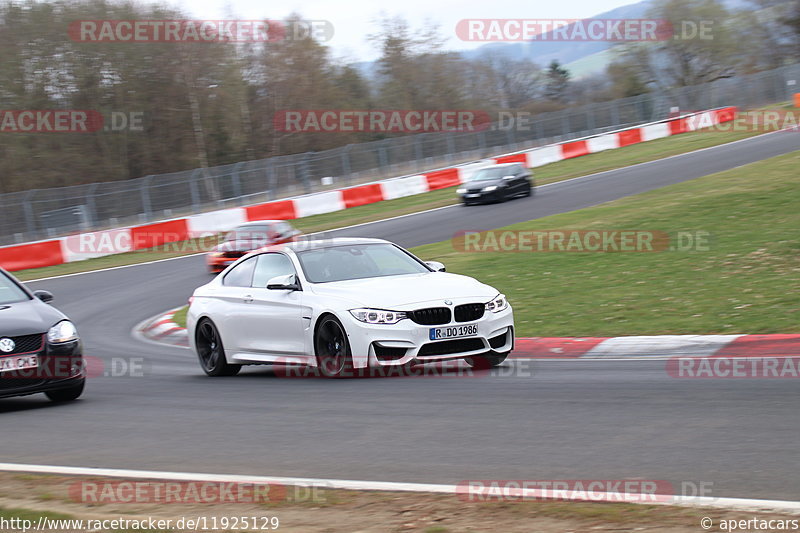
<box><xmin>466</xmin><ymin>351</ymin><xmax>509</xmax><ymax>370</ymax></box>
<box><xmin>45</xmin><ymin>380</ymin><xmax>85</xmax><ymax>402</ymax></box>
<box><xmin>196</xmin><ymin>318</ymin><xmax>241</xmax><ymax>376</ymax></box>
<box><xmin>315</xmin><ymin>315</ymin><xmax>353</xmax><ymax>378</ymax></box>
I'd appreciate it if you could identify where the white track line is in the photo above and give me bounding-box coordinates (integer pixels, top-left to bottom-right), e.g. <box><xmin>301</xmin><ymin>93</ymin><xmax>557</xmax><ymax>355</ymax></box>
<box><xmin>23</xmin><ymin>129</ymin><xmax>785</xmax><ymax>284</ymax></box>
<box><xmin>0</xmin><ymin>463</ymin><xmax>797</xmax><ymax>513</ymax></box>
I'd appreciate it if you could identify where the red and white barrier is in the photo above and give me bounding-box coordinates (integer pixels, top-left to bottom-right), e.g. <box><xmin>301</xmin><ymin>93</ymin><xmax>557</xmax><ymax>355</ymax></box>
<box><xmin>1</xmin><ymin>107</ymin><xmax>738</xmax><ymax>271</ymax></box>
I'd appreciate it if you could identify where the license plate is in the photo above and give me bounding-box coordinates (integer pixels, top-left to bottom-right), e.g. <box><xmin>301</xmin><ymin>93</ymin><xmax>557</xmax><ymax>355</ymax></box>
<box><xmin>429</xmin><ymin>324</ymin><xmax>478</xmax><ymax>341</ymax></box>
<box><xmin>0</xmin><ymin>355</ymin><xmax>38</xmax><ymax>373</ymax></box>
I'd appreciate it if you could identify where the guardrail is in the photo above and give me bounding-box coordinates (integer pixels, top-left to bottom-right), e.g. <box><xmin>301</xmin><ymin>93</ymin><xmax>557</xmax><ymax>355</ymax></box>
<box><xmin>0</xmin><ymin>107</ymin><xmax>737</xmax><ymax>273</ymax></box>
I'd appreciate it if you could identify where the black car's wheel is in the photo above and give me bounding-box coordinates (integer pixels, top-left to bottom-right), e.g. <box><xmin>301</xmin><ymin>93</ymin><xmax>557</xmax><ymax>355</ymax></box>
<box><xmin>466</xmin><ymin>351</ymin><xmax>509</xmax><ymax>370</ymax></box>
<box><xmin>196</xmin><ymin>318</ymin><xmax>241</xmax><ymax>377</ymax></box>
<box><xmin>45</xmin><ymin>380</ymin><xmax>85</xmax><ymax>402</ymax></box>
<box><xmin>315</xmin><ymin>315</ymin><xmax>353</xmax><ymax>378</ymax></box>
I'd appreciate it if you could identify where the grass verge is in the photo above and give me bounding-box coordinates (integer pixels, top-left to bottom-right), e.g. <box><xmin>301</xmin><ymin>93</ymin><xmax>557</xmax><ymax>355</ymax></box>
<box><xmin>14</xmin><ymin>120</ymin><xmax>766</xmax><ymax>282</ymax></box>
<box><xmin>412</xmin><ymin>151</ymin><xmax>800</xmax><ymax>337</ymax></box>
<box><xmin>0</xmin><ymin>472</ymin><xmax>797</xmax><ymax>533</ymax></box>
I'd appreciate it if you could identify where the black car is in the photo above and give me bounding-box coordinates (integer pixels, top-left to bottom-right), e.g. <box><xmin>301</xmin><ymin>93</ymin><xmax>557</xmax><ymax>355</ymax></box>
<box><xmin>457</xmin><ymin>163</ymin><xmax>534</xmax><ymax>205</ymax></box>
<box><xmin>0</xmin><ymin>268</ymin><xmax>85</xmax><ymax>402</ymax></box>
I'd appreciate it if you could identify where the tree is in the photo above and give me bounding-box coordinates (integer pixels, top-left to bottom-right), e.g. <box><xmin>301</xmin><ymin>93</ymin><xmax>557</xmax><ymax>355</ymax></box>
<box><xmin>544</xmin><ymin>60</ymin><xmax>571</xmax><ymax>102</ymax></box>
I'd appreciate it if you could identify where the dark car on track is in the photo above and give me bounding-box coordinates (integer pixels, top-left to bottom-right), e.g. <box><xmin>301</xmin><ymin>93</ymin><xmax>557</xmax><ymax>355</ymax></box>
<box><xmin>206</xmin><ymin>220</ymin><xmax>302</xmax><ymax>273</ymax></box>
<box><xmin>456</xmin><ymin>163</ymin><xmax>534</xmax><ymax>205</ymax></box>
<box><xmin>0</xmin><ymin>268</ymin><xmax>85</xmax><ymax>402</ymax></box>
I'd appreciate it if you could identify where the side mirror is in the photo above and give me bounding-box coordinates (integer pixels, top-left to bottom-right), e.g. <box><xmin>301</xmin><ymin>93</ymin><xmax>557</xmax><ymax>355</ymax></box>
<box><xmin>266</xmin><ymin>274</ymin><xmax>301</xmax><ymax>291</ymax></box>
<box><xmin>425</xmin><ymin>261</ymin><xmax>446</xmax><ymax>272</ymax></box>
<box><xmin>33</xmin><ymin>290</ymin><xmax>54</xmax><ymax>303</ymax></box>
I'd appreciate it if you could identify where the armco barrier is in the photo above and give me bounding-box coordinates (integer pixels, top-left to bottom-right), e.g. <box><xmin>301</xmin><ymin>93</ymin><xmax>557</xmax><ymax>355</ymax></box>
<box><xmin>0</xmin><ymin>107</ymin><xmax>737</xmax><ymax>271</ymax></box>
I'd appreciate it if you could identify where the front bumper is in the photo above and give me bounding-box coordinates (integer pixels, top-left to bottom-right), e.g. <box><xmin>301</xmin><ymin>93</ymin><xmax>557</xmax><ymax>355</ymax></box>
<box><xmin>341</xmin><ymin>305</ymin><xmax>514</xmax><ymax>368</ymax></box>
<box><xmin>0</xmin><ymin>338</ymin><xmax>84</xmax><ymax>399</ymax></box>
<box><xmin>459</xmin><ymin>189</ymin><xmax>504</xmax><ymax>203</ymax></box>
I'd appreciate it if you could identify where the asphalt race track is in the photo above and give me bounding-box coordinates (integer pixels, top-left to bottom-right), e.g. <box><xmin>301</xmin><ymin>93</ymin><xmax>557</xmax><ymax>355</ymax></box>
<box><xmin>5</xmin><ymin>131</ymin><xmax>799</xmax><ymax>501</ymax></box>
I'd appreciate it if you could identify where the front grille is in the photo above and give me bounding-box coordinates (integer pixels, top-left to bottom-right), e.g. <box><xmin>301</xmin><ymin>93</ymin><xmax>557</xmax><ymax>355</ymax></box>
<box><xmin>373</xmin><ymin>344</ymin><xmax>408</xmax><ymax>361</ymax></box>
<box><xmin>467</xmin><ymin>188</ymin><xmax>482</xmax><ymax>194</ymax></box>
<box><xmin>454</xmin><ymin>303</ymin><xmax>484</xmax><ymax>322</ymax></box>
<box><xmin>489</xmin><ymin>331</ymin><xmax>508</xmax><ymax>349</ymax></box>
<box><xmin>408</xmin><ymin>307</ymin><xmax>451</xmax><ymax>326</ymax></box>
<box><xmin>418</xmin><ymin>338</ymin><xmax>485</xmax><ymax>357</ymax></box>
<box><xmin>0</xmin><ymin>334</ymin><xmax>44</xmax><ymax>355</ymax></box>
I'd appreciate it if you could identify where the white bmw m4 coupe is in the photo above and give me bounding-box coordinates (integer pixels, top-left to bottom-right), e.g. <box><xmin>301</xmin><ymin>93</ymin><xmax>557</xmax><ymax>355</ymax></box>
<box><xmin>187</xmin><ymin>238</ymin><xmax>514</xmax><ymax>378</ymax></box>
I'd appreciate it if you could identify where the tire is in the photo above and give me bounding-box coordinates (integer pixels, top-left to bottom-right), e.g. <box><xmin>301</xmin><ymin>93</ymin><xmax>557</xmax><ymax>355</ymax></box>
<box><xmin>314</xmin><ymin>315</ymin><xmax>353</xmax><ymax>378</ymax></box>
<box><xmin>45</xmin><ymin>380</ymin><xmax>85</xmax><ymax>402</ymax></box>
<box><xmin>523</xmin><ymin>183</ymin><xmax>533</xmax><ymax>197</ymax></box>
<box><xmin>196</xmin><ymin>318</ymin><xmax>241</xmax><ymax>377</ymax></box>
<box><xmin>466</xmin><ymin>351</ymin><xmax>509</xmax><ymax>370</ymax></box>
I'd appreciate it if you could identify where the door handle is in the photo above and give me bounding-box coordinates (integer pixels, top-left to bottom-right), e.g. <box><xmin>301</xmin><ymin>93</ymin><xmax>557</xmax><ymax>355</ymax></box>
<box><xmin>243</xmin><ymin>295</ymin><xmax>254</xmax><ymax>303</ymax></box>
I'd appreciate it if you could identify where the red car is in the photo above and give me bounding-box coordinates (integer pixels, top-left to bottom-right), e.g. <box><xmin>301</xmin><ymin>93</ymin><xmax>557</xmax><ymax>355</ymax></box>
<box><xmin>206</xmin><ymin>220</ymin><xmax>301</xmax><ymax>273</ymax></box>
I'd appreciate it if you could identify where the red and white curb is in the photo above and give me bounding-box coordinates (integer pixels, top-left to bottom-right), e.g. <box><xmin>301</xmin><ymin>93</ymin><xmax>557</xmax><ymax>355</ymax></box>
<box><xmin>137</xmin><ymin>308</ymin><xmax>188</xmax><ymax>348</ymax></box>
<box><xmin>137</xmin><ymin>309</ymin><xmax>800</xmax><ymax>359</ymax></box>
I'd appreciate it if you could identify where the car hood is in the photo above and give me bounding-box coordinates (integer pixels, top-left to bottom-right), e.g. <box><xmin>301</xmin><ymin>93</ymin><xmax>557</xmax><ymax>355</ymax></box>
<box><xmin>307</xmin><ymin>272</ymin><xmax>498</xmax><ymax>309</ymax></box>
<box><xmin>0</xmin><ymin>299</ymin><xmax>67</xmax><ymax>337</ymax></box>
<box><xmin>212</xmin><ymin>239</ymin><xmax>267</xmax><ymax>253</ymax></box>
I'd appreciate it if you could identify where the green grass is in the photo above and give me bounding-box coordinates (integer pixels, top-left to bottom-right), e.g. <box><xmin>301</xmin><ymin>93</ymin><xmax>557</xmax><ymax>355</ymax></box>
<box><xmin>411</xmin><ymin>151</ymin><xmax>800</xmax><ymax>337</ymax></box>
<box><xmin>12</xmin><ymin>120</ymin><xmax>766</xmax><ymax>282</ymax></box>
<box><xmin>171</xmin><ymin>306</ymin><xmax>188</xmax><ymax>328</ymax></box>
<box><xmin>0</xmin><ymin>506</ymin><xmax>75</xmax><ymax>521</ymax></box>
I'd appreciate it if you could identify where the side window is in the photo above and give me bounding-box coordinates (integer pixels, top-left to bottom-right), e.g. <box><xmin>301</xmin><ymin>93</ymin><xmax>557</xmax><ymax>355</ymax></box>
<box><xmin>252</xmin><ymin>253</ymin><xmax>296</xmax><ymax>288</ymax></box>
<box><xmin>223</xmin><ymin>256</ymin><xmax>257</xmax><ymax>287</ymax></box>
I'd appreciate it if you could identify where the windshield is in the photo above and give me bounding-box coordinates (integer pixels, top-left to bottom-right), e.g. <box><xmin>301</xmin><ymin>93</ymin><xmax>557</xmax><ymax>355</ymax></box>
<box><xmin>0</xmin><ymin>272</ymin><xmax>30</xmax><ymax>305</ymax></box>
<box><xmin>296</xmin><ymin>244</ymin><xmax>430</xmax><ymax>283</ymax></box>
<box><xmin>468</xmin><ymin>167</ymin><xmax>515</xmax><ymax>181</ymax></box>
<box><xmin>224</xmin><ymin>225</ymin><xmax>272</xmax><ymax>242</ymax></box>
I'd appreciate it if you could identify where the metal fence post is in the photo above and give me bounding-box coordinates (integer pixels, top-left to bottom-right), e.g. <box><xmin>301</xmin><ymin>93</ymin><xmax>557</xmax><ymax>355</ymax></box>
<box><xmin>232</xmin><ymin>162</ymin><xmax>243</xmax><ymax>200</ymax></box>
<box><xmin>85</xmin><ymin>183</ymin><xmax>99</xmax><ymax>230</ymax></box>
<box><xmin>189</xmin><ymin>169</ymin><xmax>201</xmax><ymax>212</ymax></box>
<box><xmin>22</xmin><ymin>190</ymin><xmax>37</xmax><ymax>237</ymax></box>
<box><xmin>341</xmin><ymin>146</ymin><xmax>352</xmax><ymax>184</ymax></box>
<box><xmin>141</xmin><ymin>175</ymin><xmax>153</xmax><ymax>220</ymax></box>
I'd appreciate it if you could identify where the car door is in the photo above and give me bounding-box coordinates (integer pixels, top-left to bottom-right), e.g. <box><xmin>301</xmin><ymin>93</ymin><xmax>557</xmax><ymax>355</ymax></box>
<box><xmin>215</xmin><ymin>256</ymin><xmax>259</xmax><ymax>354</ymax></box>
<box><xmin>232</xmin><ymin>252</ymin><xmax>308</xmax><ymax>360</ymax></box>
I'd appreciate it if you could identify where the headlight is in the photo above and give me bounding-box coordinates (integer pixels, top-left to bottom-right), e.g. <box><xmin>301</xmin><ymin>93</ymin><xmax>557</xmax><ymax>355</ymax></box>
<box><xmin>350</xmin><ymin>309</ymin><xmax>407</xmax><ymax>324</ymax></box>
<box><xmin>210</xmin><ymin>252</ymin><xmax>223</xmax><ymax>257</ymax></box>
<box><xmin>456</xmin><ymin>188</ymin><xmax>467</xmax><ymax>194</ymax></box>
<box><xmin>482</xmin><ymin>185</ymin><xmax>498</xmax><ymax>192</ymax></box>
<box><xmin>47</xmin><ymin>320</ymin><xmax>79</xmax><ymax>344</ymax></box>
<box><xmin>485</xmin><ymin>294</ymin><xmax>508</xmax><ymax>313</ymax></box>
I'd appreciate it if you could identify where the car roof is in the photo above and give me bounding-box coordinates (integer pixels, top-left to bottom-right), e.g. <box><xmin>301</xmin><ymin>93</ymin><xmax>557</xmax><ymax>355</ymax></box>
<box><xmin>231</xmin><ymin>220</ymin><xmax>285</xmax><ymax>228</ymax></box>
<box><xmin>264</xmin><ymin>237</ymin><xmax>390</xmax><ymax>253</ymax></box>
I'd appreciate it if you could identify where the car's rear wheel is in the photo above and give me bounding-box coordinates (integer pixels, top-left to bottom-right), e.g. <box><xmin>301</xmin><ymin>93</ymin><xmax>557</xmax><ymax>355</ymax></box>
<box><xmin>45</xmin><ymin>380</ymin><xmax>85</xmax><ymax>402</ymax></box>
<box><xmin>466</xmin><ymin>351</ymin><xmax>509</xmax><ymax>370</ymax></box>
<box><xmin>196</xmin><ymin>318</ymin><xmax>241</xmax><ymax>377</ymax></box>
<box><xmin>315</xmin><ymin>316</ymin><xmax>353</xmax><ymax>378</ymax></box>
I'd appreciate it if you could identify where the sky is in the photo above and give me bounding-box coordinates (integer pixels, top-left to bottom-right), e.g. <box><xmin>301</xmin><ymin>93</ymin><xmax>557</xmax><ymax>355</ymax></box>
<box><xmin>168</xmin><ymin>0</ymin><xmax>642</xmax><ymax>61</ymax></box>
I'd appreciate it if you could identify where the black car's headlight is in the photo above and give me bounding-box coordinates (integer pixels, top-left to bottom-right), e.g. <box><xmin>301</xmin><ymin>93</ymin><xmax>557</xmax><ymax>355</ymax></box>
<box><xmin>482</xmin><ymin>185</ymin><xmax>499</xmax><ymax>192</ymax></box>
<box><xmin>456</xmin><ymin>188</ymin><xmax>467</xmax><ymax>194</ymax></box>
<box><xmin>485</xmin><ymin>294</ymin><xmax>508</xmax><ymax>313</ymax></box>
<box><xmin>47</xmin><ymin>320</ymin><xmax>79</xmax><ymax>344</ymax></box>
<box><xmin>350</xmin><ymin>309</ymin><xmax>407</xmax><ymax>324</ymax></box>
